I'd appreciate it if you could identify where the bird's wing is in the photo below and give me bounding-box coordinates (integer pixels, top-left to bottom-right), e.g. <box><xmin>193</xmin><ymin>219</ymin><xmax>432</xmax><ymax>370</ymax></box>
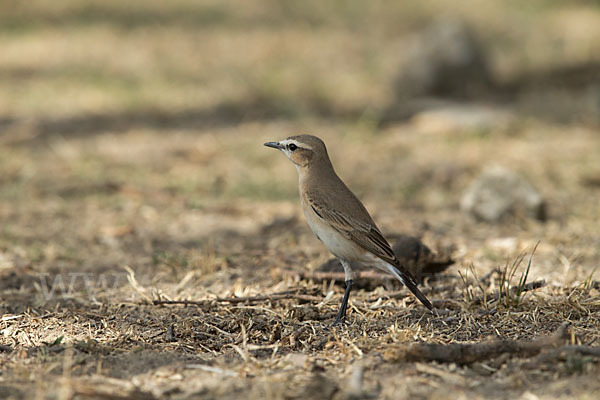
<box><xmin>305</xmin><ymin>190</ymin><xmax>397</xmax><ymax>265</ymax></box>
<box><xmin>306</xmin><ymin>189</ymin><xmax>433</xmax><ymax>311</ymax></box>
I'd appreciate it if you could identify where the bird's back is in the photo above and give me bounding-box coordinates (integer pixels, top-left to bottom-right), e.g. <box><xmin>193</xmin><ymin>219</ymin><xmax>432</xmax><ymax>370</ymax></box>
<box><xmin>300</xmin><ymin>164</ymin><xmax>378</xmax><ymax>228</ymax></box>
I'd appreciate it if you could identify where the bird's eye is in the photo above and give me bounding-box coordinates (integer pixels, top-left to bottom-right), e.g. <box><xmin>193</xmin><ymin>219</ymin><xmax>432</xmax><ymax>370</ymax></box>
<box><xmin>288</xmin><ymin>143</ymin><xmax>298</xmax><ymax>151</ymax></box>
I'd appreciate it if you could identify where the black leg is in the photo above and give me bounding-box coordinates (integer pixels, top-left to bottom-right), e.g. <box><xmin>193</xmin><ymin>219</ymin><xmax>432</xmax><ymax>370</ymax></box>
<box><xmin>332</xmin><ymin>279</ymin><xmax>354</xmax><ymax>326</ymax></box>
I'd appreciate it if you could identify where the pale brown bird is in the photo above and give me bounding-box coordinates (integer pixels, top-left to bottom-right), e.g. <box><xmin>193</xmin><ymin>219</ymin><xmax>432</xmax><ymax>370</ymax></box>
<box><xmin>264</xmin><ymin>135</ymin><xmax>433</xmax><ymax>325</ymax></box>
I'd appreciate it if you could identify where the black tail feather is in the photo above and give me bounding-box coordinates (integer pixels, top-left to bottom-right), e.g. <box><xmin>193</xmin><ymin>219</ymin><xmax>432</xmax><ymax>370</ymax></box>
<box><xmin>401</xmin><ymin>272</ymin><xmax>433</xmax><ymax>310</ymax></box>
<box><xmin>392</xmin><ymin>264</ymin><xmax>433</xmax><ymax>311</ymax></box>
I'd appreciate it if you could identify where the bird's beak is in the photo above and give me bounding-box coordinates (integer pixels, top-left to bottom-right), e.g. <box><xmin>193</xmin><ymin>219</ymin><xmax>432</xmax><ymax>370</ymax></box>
<box><xmin>264</xmin><ymin>141</ymin><xmax>281</xmax><ymax>150</ymax></box>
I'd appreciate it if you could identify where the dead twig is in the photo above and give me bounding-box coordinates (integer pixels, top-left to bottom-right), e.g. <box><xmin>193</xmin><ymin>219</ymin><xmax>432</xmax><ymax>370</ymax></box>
<box><xmin>384</xmin><ymin>321</ymin><xmax>570</xmax><ymax>365</ymax></box>
<box><xmin>276</xmin><ymin>268</ymin><xmax>393</xmax><ymax>283</ymax></box>
<box><xmin>153</xmin><ymin>292</ymin><xmax>323</xmax><ymax>307</ymax></box>
<box><xmin>70</xmin><ymin>377</ymin><xmax>157</xmax><ymax>400</ymax></box>
<box><xmin>123</xmin><ymin>265</ymin><xmax>153</xmax><ymax>304</ymax></box>
<box><xmin>522</xmin><ymin>344</ymin><xmax>600</xmax><ymax>369</ymax></box>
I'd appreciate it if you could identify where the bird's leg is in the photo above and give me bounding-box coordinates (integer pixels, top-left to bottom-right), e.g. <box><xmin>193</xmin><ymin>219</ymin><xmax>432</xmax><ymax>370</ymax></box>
<box><xmin>333</xmin><ymin>259</ymin><xmax>355</xmax><ymax>326</ymax></box>
<box><xmin>333</xmin><ymin>279</ymin><xmax>354</xmax><ymax>326</ymax></box>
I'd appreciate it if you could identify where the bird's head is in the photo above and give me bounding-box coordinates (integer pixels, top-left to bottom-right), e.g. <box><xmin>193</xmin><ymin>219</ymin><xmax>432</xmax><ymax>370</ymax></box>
<box><xmin>264</xmin><ymin>134</ymin><xmax>330</xmax><ymax>169</ymax></box>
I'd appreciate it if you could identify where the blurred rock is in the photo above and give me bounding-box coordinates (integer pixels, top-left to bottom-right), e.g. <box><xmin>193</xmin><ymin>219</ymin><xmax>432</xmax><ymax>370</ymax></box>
<box><xmin>411</xmin><ymin>103</ymin><xmax>515</xmax><ymax>135</ymax></box>
<box><xmin>294</xmin><ymin>373</ymin><xmax>338</xmax><ymax>400</ymax></box>
<box><xmin>581</xmin><ymin>172</ymin><xmax>600</xmax><ymax>188</ymax></box>
<box><xmin>485</xmin><ymin>237</ymin><xmax>519</xmax><ymax>253</ymax></box>
<box><xmin>317</xmin><ymin>234</ymin><xmax>454</xmax><ymax>286</ymax></box>
<box><xmin>461</xmin><ymin>166</ymin><xmax>547</xmax><ymax>222</ymax></box>
<box><xmin>395</xmin><ymin>17</ymin><xmax>492</xmax><ymax>99</ymax></box>
<box><xmin>390</xmin><ymin>234</ymin><xmax>454</xmax><ymax>282</ymax></box>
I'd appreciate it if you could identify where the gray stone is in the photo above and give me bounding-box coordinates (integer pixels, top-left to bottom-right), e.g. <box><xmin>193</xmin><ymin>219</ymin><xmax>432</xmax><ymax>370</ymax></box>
<box><xmin>411</xmin><ymin>103</ymin><xmax>515</xmax><ymax>135</ymax></box>
<box><xmin>395</xmin><ymin>17</ymin><xmax>491</xmax><ymax>99</ymax></box>
<box><xmin>461</xmin><ymin>166</ymin><xmax>547</xmax><ymax>222</ymax></box>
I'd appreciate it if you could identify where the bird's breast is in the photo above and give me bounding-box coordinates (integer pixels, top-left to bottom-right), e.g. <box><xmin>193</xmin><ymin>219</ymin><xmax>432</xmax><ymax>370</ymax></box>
<box><xmin>301</xmin><ymin>201</ymin><xmax>365</xmax><ymax>261</ymax></box>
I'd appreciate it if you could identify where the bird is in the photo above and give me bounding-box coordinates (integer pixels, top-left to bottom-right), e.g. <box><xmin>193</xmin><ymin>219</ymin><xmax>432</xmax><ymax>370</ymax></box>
<box><xmin>264</xmin><ymin>134</ymin><xmax>433</xmax><ymax>325</ymax></box>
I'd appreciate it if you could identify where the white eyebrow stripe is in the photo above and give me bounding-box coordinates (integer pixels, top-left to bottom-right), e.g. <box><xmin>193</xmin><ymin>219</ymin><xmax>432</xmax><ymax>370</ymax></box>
<box><xmin>281</xmin><ymin>139</ymin><xmax>312</xmax><ymax>150</ymax></box>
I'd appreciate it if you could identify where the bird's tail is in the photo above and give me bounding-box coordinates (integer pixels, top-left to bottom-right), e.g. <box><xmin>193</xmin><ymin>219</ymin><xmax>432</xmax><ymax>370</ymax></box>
<box><xmin>384</xmin><ymin>263</ymin><xmax>433</xmax><ymax>311</ymax></box>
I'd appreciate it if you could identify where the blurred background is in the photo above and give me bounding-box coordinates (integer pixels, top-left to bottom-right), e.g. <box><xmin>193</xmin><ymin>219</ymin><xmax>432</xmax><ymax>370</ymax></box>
<box><xmin>2</xmin><ymin>0</ymin><xmax>600</xmax><ymax>125</ymax></box>
<box><xmin>2</xmin><ymin>2</ymin><xmax>600</xmax><ymax>398</ymax></box>
<box><xmin>1</xmin><ymin>0</ymin><xmax>600</xmax><ymax>294</ymax></box>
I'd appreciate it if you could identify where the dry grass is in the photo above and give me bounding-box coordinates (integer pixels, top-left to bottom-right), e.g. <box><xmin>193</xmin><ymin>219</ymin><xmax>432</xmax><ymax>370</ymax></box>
<box><xmin>1</xmin><ymin>1</ymin><xmax>600</xmax><ymax>399</ymax></box>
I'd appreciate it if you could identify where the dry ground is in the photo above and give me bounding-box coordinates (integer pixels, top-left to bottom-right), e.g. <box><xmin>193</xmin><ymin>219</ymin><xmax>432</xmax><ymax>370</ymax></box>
<box><xmin>1</xmin><ymin>1</ymin><xmax>600</xmax><ymax>399</ymax></box>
